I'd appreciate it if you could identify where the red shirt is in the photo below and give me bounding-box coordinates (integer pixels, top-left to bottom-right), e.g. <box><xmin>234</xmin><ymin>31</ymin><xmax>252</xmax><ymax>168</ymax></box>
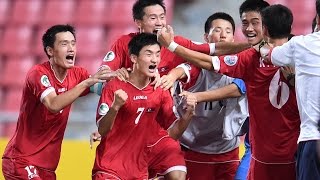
<box><xmin>93</xmin><ymin>78</ymin><xmax>177</xmax><ymax>178</ymax></box>
<box><xmin>101</xmin><ymin>32</ymin><xmax>211</xmax><ymax>76</ymax></box>
<box><xmin>214</xmin><ymin>48</ymin><xmax>300</xmax><ymax>163</ymax></box>
<box><xmin>3</xmin><ymin>61</ymin><xmax>90</xmax><ymax>170</ymax></box>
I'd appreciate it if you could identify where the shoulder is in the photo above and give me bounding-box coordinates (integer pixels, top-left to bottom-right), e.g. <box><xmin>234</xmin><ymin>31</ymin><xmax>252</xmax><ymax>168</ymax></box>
<box><xmin>116</xmin><ymin>32</ymin><xmax>137</xmax><ymax>44</ymax></box>
<box><xmin>27</xmin><ymin>62</ymin><xmax>50</xmax><ymax>78</ymax></box>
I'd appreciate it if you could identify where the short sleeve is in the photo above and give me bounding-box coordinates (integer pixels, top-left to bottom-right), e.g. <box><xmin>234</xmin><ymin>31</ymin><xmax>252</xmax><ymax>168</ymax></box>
<box><xmin>212</xmin><ymin>48</ymin><xmax>258</xmax><ymax>81</ymax></box>
<box><xmin>232</xmin><ymin>78</ymin><xmax>246</xmax><ymax>94</ymax></box>
<box><xmin>96</xmin><ymin>84</ymin><xmax>115</xmax><ymax>127</ymax></box>
<box><xmin>27</xmin><ymin>70</ymin><xmax>55</xmax><ymax>102</ymax></box>
<box><xmin>100</xmin><ymin>35</ymin><xmax>132</xmax><ymax>71</ymax></box>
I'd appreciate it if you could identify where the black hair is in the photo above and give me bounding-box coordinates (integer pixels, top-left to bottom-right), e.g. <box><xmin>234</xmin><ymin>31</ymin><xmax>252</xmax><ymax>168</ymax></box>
<box><xmin>261</xmin><ymin>4</ymin><xmax>293</xmax><ymax>39</ymax></box>
<box><xmin>312</xmin><ymin>16</ymin><xmax>317</xmax><ymax>32</ymax></box>
<box><xmin>128</xmin><ymin>33</ymin><xmax>161</xmax><ymax>56</ymax></box>
<box><xmin>42</xmin><ymin>24</ymin><xmax>76</xmax><ymax>58</ymax></box>
<box><xmin>132</xmin><ymin>0</ymin><xmax>166</xmax><ymax>20</ymax></box>
<box><xmin>239</xmin><ymin>0</ymin><xmax>270</xmax><ymax>17</ymax></box>
<box><xmin>204</xmin><ymin>12</ymin><xmax>235</xmax><ymax>34</ymax></box>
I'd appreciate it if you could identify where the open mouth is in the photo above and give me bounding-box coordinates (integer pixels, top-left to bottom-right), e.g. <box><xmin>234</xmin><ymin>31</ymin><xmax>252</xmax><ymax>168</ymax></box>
<box><xmin>66</xmin><ymin>55</ymin><xmax>74</xmax><ymax>60</ymax></box>
<box><xmin>149</xmin><ymin>65</ymin><xmax>157</xmax><ymax>72</ymax></box>
<box><xmin>153</xmin><ymin>28</ymin><xmax>162</xmax><ymax>34</ymax></box>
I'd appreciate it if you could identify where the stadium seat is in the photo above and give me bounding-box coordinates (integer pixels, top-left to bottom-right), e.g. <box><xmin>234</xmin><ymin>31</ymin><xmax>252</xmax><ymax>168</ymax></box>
<box><xmin>33</xmin><ymin>26</ymin><xmax>50</xmax><ymax>57</ymax></box>
<box><xmin>10</xmin><ymin>0</ymin><xmax>44</xmax><ymax>26</ymax></box>
<box><xmin>76</xmin><ymin>26</ymin><xmax>106</xmax><ymax>58</ymax></box>
<box><xmin>74</xmin><ymin>0</ymin><xmax>109</xmax><ymax>25</ymax></box>
<box><xmin>2</xmin><ymin>56</ymin><xmax>36</xmax><ymax>88</ymax></box>
<box><xmin>104</xmin><ymin>0</ymin><xmax>136</xmax><ymax>26</ymax></box>
<box><xmin>3</xmin><ymin>87</ymin><xmax>23</xmax><ymax>111</ymax></box>
<box><xmin>77</xmin><ymin>56</ymin><xmax>102</xmax><ymax>74</ymax></box>
<box><xmin>42</xmin><ymin>0</ymin><xmax>75</xmax><ymax>26</ymax></box>
<box><xmin>0</xmin><ymin>0</ymin><xmax>11</xmax><ymax>26</ymax></box>
<box><xmin>0</xmin><ymin>121</ymin><xmax>17</xmax><ymax>138</ymax></box>
<box><xmin>0</xmin><ymin>26</ymin><xmax>33</xmax><ymax>56</ymax></box>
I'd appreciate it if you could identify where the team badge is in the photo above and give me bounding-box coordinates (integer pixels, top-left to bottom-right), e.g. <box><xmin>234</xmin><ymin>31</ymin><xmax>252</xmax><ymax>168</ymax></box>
<box><xmin>40</xmin><ymin>75</ymin><xmax>51</xmax><ymax>87</ymax></box>
<box><xmin>224</xmin><ymin>55</ymin><xmax>238</xmax><ymax>66</ymax></box>
<box><xmin>98</xmin><ymin>103</ymin><xmax>109</xmax><ymax>115</ymax></box>
<box><xmin>103</xmin><ymin>51</ymin><xmax>115</xmax><ymax>62</ymax></box>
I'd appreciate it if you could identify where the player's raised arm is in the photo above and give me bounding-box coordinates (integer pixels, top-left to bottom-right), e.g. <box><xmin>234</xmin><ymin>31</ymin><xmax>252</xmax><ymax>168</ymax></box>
<box><xmin>97</xmin><ymin>89</ymin><xmax>128</xmax><ymax>137</ymax></box>
<box><xmin>42</xmin><ymin>66</ymin><xmax>110</xmax><ymax>113</ymax></box>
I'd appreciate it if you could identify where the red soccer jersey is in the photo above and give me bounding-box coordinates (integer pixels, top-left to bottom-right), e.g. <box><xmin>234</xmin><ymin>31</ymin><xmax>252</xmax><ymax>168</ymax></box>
<box><xmin>3</xmin><ymin>61</ymin><xmax>90</xmax><ymax>170</ymax></box>
<box><xmin>101</xmin><ymin>32</ymin><xmax>211</xmax><ymax>76</ymax></box>
<box><xmin>212</xmin><ymin>48</ymin><xmax>300</xmax><ymax>163</ymax></box>
<box><xmin>93</xmin><ymin>78</ymin><xmax>177</xmax><ymax>178</ymax></box>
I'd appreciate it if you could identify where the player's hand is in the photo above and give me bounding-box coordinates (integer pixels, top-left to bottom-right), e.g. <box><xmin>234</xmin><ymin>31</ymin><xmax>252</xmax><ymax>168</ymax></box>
<box><xmin>86</xmin><ymin>66</ymin><xmax>115</xmax><ymax>87</ymax></box>
<box><xmin>112</xmin><ymin>89</ymin><xmax>128</xmax><ymax>111</ymax></box>
<box><xmin>159</xmin><ymin>74</ymin><xmax>177</xmax><ymax>91</ymax></box>
<box><xmin>89</xmin><ymin>131</ymin><xmax>101</xmax><ymax>149</ymax></box>
<box><xmin>157</xmin><ymin>25</ymin><xmax>175</xmax><ymax>48</ymax></box>
<box><xmin>150</xmin><ymin>70</ymin><xmax>161</xmax><ymax>90</ymax></box>
<box><xmin>114</xmin><ymin>67</ymin><xmax>130</xmax><ymax>82</ymax></box>
<box><xmin>281</xmin><ymin>66</ymin><xmax>295</xmax><ymax>87</ymax></box>
<box><xmin>180</xmin><ymin>91</ymin><xmax>197</xmax><ymax>116</ymax></box>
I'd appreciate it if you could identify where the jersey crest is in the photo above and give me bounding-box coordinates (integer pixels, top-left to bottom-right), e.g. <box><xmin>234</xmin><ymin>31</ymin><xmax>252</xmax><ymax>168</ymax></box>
<box><xmin>40</xmin><ymin>75</ymin><xmax>51</xmax><ymax>87</ymax></box>
<box><xmin>103</xmin><ymin>51</ymin><xmax>115</xmax><ymax>62</ymax></box>
<box><xmin>98</xmin><ymin>103</ymin><xmax>109</xmax><ymax>115</ymax></box>
<box><xmin>224</xmin><ymin>55</ymin><xmax>238</xmax><ymax>66</ymax></box>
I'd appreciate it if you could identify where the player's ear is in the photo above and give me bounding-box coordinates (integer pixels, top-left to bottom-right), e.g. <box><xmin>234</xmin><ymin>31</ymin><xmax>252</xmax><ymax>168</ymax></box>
<box><xmin>135</xmin><ymin>19</ymin><xmax>143</xmax><ymax>33</ymax></box>
<box><xmin>203</xmin><ymin>33</ymin><xmax>209</xmax><ymax>43</ymax></box>
<box><xmin>46</xmin><ymin>46</ymin><xmax>53</xmax><ymax>57</ymax></box>
<box><xmin>130</xmin><ymin>54</ymin><xmax>138</xmax><ymax>64</ymax></box>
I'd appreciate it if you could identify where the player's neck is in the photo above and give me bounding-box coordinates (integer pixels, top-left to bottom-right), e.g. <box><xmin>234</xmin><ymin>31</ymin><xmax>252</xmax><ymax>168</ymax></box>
<box><xmin>128</xmin><ymin>71</ymin><xmax>151</xmax><ymax>89</ymax></box>
<box><xmin>50</xmin><ymin>62</ymin><xmax>68</xmax><ymax>81</ymax></box>
<box><xmin>268</xmin><ymin>37</ymin><xmax>288</xmax><ymax>46</ymax></box>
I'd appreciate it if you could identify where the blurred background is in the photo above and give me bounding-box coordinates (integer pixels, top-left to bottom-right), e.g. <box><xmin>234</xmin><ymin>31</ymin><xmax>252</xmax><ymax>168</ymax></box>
<box><xmin>0</xmin><ymin>0</ymin><xmax>315</xmax><ymax>179</ymax></box>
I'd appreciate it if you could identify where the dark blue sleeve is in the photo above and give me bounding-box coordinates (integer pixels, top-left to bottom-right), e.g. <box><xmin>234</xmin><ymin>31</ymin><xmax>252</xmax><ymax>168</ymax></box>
<box><xmin>232</xmin><ymin>78</ymin><xmax>246</xmax><ymax>94</ymax></box>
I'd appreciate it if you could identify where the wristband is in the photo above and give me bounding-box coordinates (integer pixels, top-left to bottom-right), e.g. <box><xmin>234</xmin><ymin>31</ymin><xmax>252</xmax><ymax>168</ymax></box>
<box><xmin>168</xmin><ymin>41</ymin><xmax>179</xmax><ymax>52</ymax></box>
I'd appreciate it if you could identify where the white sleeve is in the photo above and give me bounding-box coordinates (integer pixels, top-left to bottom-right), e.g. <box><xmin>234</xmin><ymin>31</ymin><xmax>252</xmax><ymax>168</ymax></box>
<box><xmin>176</xmin><ymin>63</ymin><xmax>191</xmax><ymax>83</ymax></box>
<box><xmin>271</xmin><ymin>39</ymin><xmax>295</xmax><ymax>67</ymax></box>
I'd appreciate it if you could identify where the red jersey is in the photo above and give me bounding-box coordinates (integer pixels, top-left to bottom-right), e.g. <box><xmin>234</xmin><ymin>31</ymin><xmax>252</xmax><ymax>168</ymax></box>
<box><xmin>101</xmin><ymin>32</ymin><xmax>212</xmax><ymax>76</ymax></box>
<box><xmin>3</xmin><ymin>61</ymin><xmax>90</xmax><ymax>171</ymax></box>
<box><xmin>93</xmin><ymin>78</ymin><xmax>177</xmax><ymax>179</ymax></box>
<box><xmin>212</xmin><ymin>48</ymin><xmax>300</xmax><ymax>163</ymax></box>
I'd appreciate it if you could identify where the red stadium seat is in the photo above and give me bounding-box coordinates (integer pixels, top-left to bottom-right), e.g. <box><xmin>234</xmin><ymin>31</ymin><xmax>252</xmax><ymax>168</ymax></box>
<box><xmin>41</xmin><ymin>0</ymin><xmax>75</xmax><ymax>26</ymax></box>
<box><xmin>0</xmin><ymin>121</ymin><xmax>17</xmax><ymax>138</ymax></box>
<box><xmin>105</xmin><ymin>0</ymin><xmax>136</xmax><ymax>26</ymax></box>
<box><xmin>33</xmin><ymin>26</ymin><xmax>50</xmax><ymax>57</ymax></box>
<box><xmin>10</xmin><ymin>0</ymin><xmax>44</xmax><ymax>26</ymax></box>
<box><xmin>77</xmin><ymin>57</ymin><xmax>102</xmax><ymax>74</ymax></box>
<box><xmin>75</xmin><ymin>0</ymin><xmax>109</xmax><ymax>25</ymax></box>
<box><xmin>3</xmin><ymin>87</ymin><xmax>23</xmax><ymax>111</ymax></box>
<box><xmin>76</xmin><ymin>26</ymin><xmax>106</xmax><ymax>58</ymax></box>
<box><xmin>0</xmin><ymin>26</ymin><xmax>33</xmax><ymax>56</ymax></box>
<box><xmin>2</xmin><ymin>56</ymin><xmax>36</xmax><ymax>88</ymax></box>
<box><xmin>0</xmin><ymin>0</ymin><xmax>11</xmax><ymax>26</ymax></box>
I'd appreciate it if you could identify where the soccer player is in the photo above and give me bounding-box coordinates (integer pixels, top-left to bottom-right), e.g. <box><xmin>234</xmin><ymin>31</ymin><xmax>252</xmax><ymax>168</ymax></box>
<box><xmin>101</xmin><ymin>0</ymin><xmax>251</xmax><ymax>79</ymax></box>
<box><xmin>1</xmin><ymin>24</ymin><xmax>110</xmax><ymax>180</ymax></box>
<box><xmin>160</xmin><ymin>12</ymin><xmax>249</xmax><ymax>180</ymax></box>
<box><xmin>92</xmin><ymin>33</ymin><xmax>196</xmax><ymax>180</ymax></box>
<box><xmin>157</xmin><ymin>2</ymin><xmax>301</xmax><ymax>180</ymax></box>
<box><xmin>258</xmin><ymin>1</ymin><xmax>320</xmax><ymax>179</ymax></box>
